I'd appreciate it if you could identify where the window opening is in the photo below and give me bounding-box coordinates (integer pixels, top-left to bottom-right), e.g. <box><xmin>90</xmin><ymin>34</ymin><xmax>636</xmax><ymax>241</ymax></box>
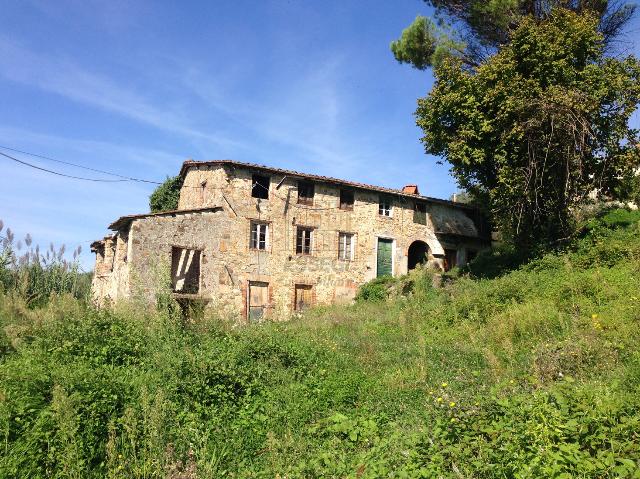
<box><xmin>171</xmin><ymin>247</ymin><xmax>201</xmax><ymax>294</ymax></box>
<box><xmin>251</xmin><ymin>174</ymin><xmax>270</xmax><ymax>199</ymax></box>
<box><xmin>250</xmin><ymin>222</ymin><xmax>268</xmax><ymax>250</ymax></box>
<box><xmin>339</xmin><ymin>189</ymin><xmax>354</xmax><ymax>210</ymax></box>
<box><xmin>413</xmin><ymin>202</ymin><xmax>427</xmax><ymax>225</ymax></box>
<box><xmin>338</xmin><ymin>232</ymin><xmax>354</xmax><ymax>261</ymax></box>
<box><xmin>379</xmin><ymin>196</ymin><xmax>392</xmax><ymax>216</ymax></box>
<box><xmin>297</xmin><ymin>181</ymin><xmax>314</xmax><ymax>205</ymax></box>
<box><xmin>296</xmin><ymin>227</ymin><xmax>313</xmax><ymax>255</ymax></box>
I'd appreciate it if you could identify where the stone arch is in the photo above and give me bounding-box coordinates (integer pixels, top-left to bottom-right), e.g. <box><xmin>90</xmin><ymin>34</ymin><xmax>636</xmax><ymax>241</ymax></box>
<box><xmin>408</xmin><ymin>240</ymin><xmax>429</xmax><ymax>271</ymax></box>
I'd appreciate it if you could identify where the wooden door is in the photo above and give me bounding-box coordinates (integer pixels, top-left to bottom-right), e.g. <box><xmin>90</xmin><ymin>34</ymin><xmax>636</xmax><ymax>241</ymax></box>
<box><xmin>295</xmin><ymin>284</ymin><xmax>313</xmax><ymax>311</ymax></box>
<box><xmin>248</xmin><ymin>282</ymin><xmax>269</xmax><ymax>321</ymax></box>
<box><xmin>377</xmin><ymin>238</ymin><xmax>393</xmax><ymax>277</ymax></box>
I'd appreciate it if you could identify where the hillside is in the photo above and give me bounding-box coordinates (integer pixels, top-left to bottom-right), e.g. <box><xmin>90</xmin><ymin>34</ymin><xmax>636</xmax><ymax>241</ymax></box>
<box><xmin>1</xmin><ymin>208</ymin><xmax>640</xmax><ymax>478</ymax></box>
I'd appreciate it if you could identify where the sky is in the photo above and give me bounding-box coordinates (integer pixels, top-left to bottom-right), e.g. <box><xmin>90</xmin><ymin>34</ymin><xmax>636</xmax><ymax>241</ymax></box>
<box><xmin>1</xmin><ymin>0</ymin><xmax>639</xmax><ymax>270</ymax></box>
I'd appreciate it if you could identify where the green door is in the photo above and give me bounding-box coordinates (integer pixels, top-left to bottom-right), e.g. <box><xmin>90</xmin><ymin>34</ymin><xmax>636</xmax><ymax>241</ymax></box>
<box><xmin>377</xmin><ymin>238</ymin><xmax>393</xmax><ymax>277</ymax></box>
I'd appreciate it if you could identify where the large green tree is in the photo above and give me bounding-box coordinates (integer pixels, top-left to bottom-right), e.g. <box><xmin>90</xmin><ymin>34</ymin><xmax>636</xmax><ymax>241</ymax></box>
<box><xmin>391</xmin><ymin>0</ymin><xmax>636</xmax><ymax>69</ymax></box>
<box><xmin>149</xmin><ymin>176</ymin><xmax>183</xmax><ymax>213</ymax></box>
<box><xmin>414</xmin><ymin>9</ymin><xmax>640</xmax><ymax>249</ymax></box>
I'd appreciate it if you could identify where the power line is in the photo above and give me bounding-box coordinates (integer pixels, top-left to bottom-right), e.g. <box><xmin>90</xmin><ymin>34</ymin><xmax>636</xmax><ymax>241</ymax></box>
<box><xmin>0</xmin><ymin>151</ymin><xmax>129</xmax><ymax>183</ymax></box>
<box><xmin>0</xmin><ymin>145</ymin><xmax>162</xmax><ymax>185</ymax></box>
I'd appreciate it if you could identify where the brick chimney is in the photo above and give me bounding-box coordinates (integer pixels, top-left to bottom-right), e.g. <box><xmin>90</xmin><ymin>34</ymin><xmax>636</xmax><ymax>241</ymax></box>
<box><xmin>402</xmin><ymin>184</ymin><xmax>420</xmax><ymax>195</ymax></box>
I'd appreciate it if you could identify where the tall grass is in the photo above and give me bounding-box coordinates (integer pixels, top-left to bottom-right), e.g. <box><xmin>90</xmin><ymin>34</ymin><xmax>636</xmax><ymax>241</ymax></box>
<box><xmin>0</xmin><ymin>220</ymin><xmax>91</xmax><ymax>307</ymax></box>
<box><xmin>0</xmin><ymin>209</ymin><xmax>639</xmax><ymax>477</ymax></box>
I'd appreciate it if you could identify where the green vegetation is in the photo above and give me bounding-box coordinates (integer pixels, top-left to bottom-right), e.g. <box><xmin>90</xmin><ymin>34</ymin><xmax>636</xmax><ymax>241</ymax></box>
<box><xmin>391</xmin><ymin>1</ymin><xmax>636</xmax><ymax>70</ymax></box>
<box><xmin>149</xmin><ymin>176</ymin><xmax>184</xmax><ymax>213</ymax></box>
<box><xmin>1</xmin><ymin>208</ymin><xmax>640</xmax><ymax>477</ymax></box>
<box><xmin>415</xmin><ymin>9</ymin><xmax>640</xmax><ymax>251</ymax></box>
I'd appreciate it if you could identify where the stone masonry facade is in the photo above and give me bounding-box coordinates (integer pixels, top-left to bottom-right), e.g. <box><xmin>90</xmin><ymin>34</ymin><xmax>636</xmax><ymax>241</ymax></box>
<box><xmin>91</xmin><ymin>160</ymin><xmax>490</xmax><ymax>320</ymax></box>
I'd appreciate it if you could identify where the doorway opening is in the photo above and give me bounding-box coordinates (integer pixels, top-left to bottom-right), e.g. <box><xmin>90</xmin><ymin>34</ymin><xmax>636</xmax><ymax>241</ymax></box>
<box><xmin>408</xmin><ymin>240</ymin><xmax>429</xmax><ymax>270</ymax></box>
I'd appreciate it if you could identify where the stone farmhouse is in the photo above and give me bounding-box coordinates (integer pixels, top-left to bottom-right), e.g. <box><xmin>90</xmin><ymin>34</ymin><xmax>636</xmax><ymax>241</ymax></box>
<box><xmin>91</xmin><ymin>160</ymin><xmax>490</xmax><ymax>320</ymax></box>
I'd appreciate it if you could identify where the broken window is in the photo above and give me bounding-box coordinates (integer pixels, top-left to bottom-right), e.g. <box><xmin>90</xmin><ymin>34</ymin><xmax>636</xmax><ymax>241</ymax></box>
<box><xmin>297</xmin><ymin>180</ymin><xmax>314</xmax><ymax>205</ymax></box>
<box><xmin>294</xmin><ymin>284</ymin><xmax>313</xmax><ymax>311</ymax></box>
<box><xmin>296</xmin><ymin>226</ymin><xmax>313</xmax><ymax>255</ymax></box>
<box><xmin>413</xmin><ymin>202</ymin><xmax>427</xmax><ymax>225</ymax></box>
<box><xmin>339</xmin><ymin>189</ymin><xmax>354</xmax><ymax>210</ymax></box>
<box><xmin>444</xmin><ymin>249</ymin><xmax>457</xmax><ymax>272</ymax></box>
<box><xmin>379</xmin><ymin>196</ymin><xmax>392</xmax><ymax>217</ymax></box>
<box><xmin>251</xmin><ymin>174</ymin><xmax>270</xmax><ymax>199</ymax></box>
<box><xmin>171</xmin><ymin>246</ymin><xmax>201</xmax><ymax>294</ymax></box>
<box><xmin>250</xmin><ymin>221</ymin><xmax>268</xmax><ymax>250</ymax></box>
<box><xmin>338</xmin><ymin>232</ymin><xmax>354</xmax><ymax>261</ymax></box>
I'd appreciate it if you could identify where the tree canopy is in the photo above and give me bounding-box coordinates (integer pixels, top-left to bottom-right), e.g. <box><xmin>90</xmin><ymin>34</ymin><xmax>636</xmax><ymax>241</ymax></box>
<box><xmin>149</xmin><ymin>176</ymin><xmax>183</xmax><ymax>213</ymax></box>
<box><xmin>391</xmin><ymin>0</ymin><xmax>636</xmax><ymax>70</ymax></box>
<box><xmin>416</xmin><ymin>9</ymin><xmax>640</xmax><ymax>249</ymax></box>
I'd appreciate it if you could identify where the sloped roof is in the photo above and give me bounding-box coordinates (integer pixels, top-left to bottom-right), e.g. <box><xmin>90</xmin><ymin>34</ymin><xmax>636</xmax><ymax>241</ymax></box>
<box><xmin>179</xmin><ymin>159</ymin><xmax>476</xmax><ymax>211</ymax></box>
<box><xmin>108</xmin><ymin>206</ymin><xmax>221</xmax><ymax>231</ymax></box>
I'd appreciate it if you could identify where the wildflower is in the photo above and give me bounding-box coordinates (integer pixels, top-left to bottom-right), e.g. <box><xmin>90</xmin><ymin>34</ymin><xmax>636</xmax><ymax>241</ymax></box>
<box><xmin>591</xmin><ymin>314</ymin><xmax>598</xmax><ymax>319</ymax></box>
<box><xmin>437</xmin><ymin>397</ymin><xmax>443</xmax><ymax>403</ymax></box>
<box><xmin>449</xmin><ymin>402</ymin><xmax>456</xmax><ymax>408</ymax></box>
<box><xmin>450</xmin><ymin>418</ymin><xmax>456</xmax><ymax>423</ymax></box>
<box><xmin>509</xmin><ymin>379</ymin><xmax>515</xmax><ymax>384</ymax></box>
<box><xmin>441</xmin><ymin>382</ymin><xmax>448</xmax><ymax>388</ymax></box>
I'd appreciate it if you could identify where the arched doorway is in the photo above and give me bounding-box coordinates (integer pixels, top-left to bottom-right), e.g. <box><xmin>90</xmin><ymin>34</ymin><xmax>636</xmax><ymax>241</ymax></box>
<box><xmin>408</xmin><ymin>240</ymin><xmax>429</xmax><ymax>270</ymax></box>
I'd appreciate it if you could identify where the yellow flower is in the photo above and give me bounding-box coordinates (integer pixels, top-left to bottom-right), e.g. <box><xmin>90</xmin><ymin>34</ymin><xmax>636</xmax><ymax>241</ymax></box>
<box><xmin>450</xmin><ymin>417</ymin><xmax>456</xmax><ymax>423</ymax></box>
<box><xmin>441</xmin><ymin>382</ymin><xmax>448</xmax><ymax>388</ymax></box>
<box><xmin>437</xmin><ymin>397</ymin><xmax>443</xmax><ymax>402</ymax></box>
<box><xmin>591</xmin><ymin>314</ymin><xmax>598</xmax><ymax>319</ymax></box>
<box><xmin>449</xmin><ymin>402</ymin><xmax>456</xmax><ymax>408</ymax></box>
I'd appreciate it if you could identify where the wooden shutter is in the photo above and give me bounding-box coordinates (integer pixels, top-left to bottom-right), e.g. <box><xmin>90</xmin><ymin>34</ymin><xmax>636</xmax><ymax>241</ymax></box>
<box><xmin>248</xmin><ymin>281</ymin><xmax>269</xmax><ymax>321</ymax></box>
<box><xmin>295</xmin><ymin>284</ymin><xmax>313</xmax><ymax>311</ymax></box>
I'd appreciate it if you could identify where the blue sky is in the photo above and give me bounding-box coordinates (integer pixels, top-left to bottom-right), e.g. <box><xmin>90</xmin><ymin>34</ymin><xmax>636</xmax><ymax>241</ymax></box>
<box><xmin>1</xmin><ymin>0</ymin><xmax>639</xmax><ymax>269</ymax></box>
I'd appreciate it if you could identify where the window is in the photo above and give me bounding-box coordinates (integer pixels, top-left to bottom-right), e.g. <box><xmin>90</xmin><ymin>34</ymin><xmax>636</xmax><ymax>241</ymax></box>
<box><xmin>414</xmin><ymin>202</ymin><xmax>427</xmax><ymax>225</ymax></box>
<box><xmin>295</xmin><ymin>284</ymin><xmax>313</xmax><ymax>311</ymax></box>
<box><xmin>171</xmin><ymin>247</ymin><xmax>201</xmax><ymax>294</ymax></box>
<box><xmin>338</xmin><ymin>233</ymin><xmax>354</xmax><ymax>261</ymax></box>
<box><xmin>379</xmin><ymin>196</ymin><xmax>392</xmax><ymax>216</ymax></box>
<box><xmin>296</xmin><ymin>227</ymin><xmax>313</xmax><ymax>255</ymax></box>
<box><xmin>339</xmin><ymin>189</ymin><xmax>354</xmax><ymax>210</ymax></box>
<box><xmin>250</xmin><ymin>222</ymin><xmax>268</xmax><ymax>250</ymax></box>
<box><xmin>251</xmin><ymin>174</ymin><xmax>270</xmax><ymax>199</ymax></box>
<box><xmin>444</xmin><ymin>249</ymin><xmax>457</xmax><ymax>272</ymax></box>
<box><xmin>297</xmin><ymin>181</ymin><xmax>314</xmax><ymax>205</ymax></box>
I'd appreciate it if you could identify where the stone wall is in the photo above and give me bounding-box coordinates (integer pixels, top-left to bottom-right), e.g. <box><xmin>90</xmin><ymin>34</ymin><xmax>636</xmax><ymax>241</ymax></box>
<box><xmin>92</xmin><ymin>162</ymin><xmax>489</xmax><ymax>320</ymax></box>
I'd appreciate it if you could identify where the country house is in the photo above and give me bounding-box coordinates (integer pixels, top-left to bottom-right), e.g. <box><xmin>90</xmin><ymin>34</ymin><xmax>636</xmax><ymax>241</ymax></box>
<box><xmin>91</xmin><ymin>160</ymin><xmax>490</xmax><ymax>319</ymax></box>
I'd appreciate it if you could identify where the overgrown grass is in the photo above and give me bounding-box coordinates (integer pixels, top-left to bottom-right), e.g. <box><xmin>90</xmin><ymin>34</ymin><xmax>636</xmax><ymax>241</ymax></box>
<box><xmin>1</xmin><ymin>209</ymin><xmax>639</xmax><ymax>477</ymax></box>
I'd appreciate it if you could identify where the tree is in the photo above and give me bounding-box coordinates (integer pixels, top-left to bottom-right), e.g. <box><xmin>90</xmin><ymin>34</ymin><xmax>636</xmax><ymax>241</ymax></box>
<box><xmin>416</xmin><ymin>10</ymin><xmax>640</xmax><ymax>250</ymax></box>
<box><xmin>391</xmin><ymin>1</ymin><xmax>636</xmax><ymax>70</ymax></box>
<box><xmin>149</xmin><ymin>176</ymin><xmax>183</xmax><ymax>213</ymax></box>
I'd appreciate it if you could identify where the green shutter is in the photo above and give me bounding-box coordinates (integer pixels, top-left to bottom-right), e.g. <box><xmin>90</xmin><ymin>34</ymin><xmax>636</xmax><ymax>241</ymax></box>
<box><xmin>377</xmin><ymin>239</ymin><xmax>393</xmax><ymax>277</ymax></box>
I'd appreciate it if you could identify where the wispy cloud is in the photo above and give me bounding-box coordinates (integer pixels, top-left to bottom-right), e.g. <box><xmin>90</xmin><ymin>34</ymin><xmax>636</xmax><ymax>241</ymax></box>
<box><xmin>0</xmin><ymin>38</ymin><xmax>244</xmax><ymax>151</ymax></box>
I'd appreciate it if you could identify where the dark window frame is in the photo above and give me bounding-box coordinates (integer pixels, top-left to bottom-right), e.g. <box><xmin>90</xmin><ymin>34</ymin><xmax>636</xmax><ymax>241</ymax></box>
<box><xmin>251</xmin><ymin>174</ymin><xmax>270</xmax><ymax>199</ymax></box>
<box><xmin>297</xmin><ymin>180</ymin><xmax>315</xmax><ymax>205</ymax></box>
<box><xmin>339</xmin><ymin>189</ymin><xmax>354</xmax><ymax>210</ymax></box>
<box><xmin>413</xmin><ymin>202</ymin><xmax>427</xmax><ymax>225</ymax></box>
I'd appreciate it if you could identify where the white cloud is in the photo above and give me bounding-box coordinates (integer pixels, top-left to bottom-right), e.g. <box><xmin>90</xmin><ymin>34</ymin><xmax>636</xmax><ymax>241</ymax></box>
<box><xmin>0</xmin><ymin>38</ymin><xmax>244</xmax><ymax>151</ymax></box>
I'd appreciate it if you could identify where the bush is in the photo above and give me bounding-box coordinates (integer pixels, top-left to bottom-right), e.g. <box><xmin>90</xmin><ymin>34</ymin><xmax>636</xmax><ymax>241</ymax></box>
<box><xmin>354</xmin><ymin>276</ymin><xmax>397</xmax><ymax>302</ymax></box>
<box><xmin>1</xmin><ymin>208</ymin><xmax>640</xmax><ymax>477</ymax></box>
